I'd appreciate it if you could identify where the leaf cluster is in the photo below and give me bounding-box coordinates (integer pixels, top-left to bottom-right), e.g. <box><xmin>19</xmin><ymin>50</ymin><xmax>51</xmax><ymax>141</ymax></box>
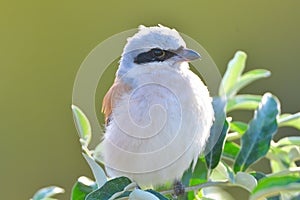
<box><xmin>32</xmin><ymin>51</ymin><xmax>300</xmax><ymax>200</ymax></box>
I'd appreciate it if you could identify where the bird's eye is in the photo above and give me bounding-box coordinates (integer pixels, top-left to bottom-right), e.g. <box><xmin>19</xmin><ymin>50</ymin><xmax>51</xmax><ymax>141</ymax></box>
<box><xmin>152</xmin><ymin>48</ymin><xmax>165</xmax><ymax>58</ymax></box>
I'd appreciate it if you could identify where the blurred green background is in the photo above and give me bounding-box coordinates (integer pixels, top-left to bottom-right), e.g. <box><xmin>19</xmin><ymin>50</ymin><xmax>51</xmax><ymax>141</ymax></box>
<box><xmin>1</xmin><ymin>0</ymin><xmax>299</xmax><ymax>199</ymax></box>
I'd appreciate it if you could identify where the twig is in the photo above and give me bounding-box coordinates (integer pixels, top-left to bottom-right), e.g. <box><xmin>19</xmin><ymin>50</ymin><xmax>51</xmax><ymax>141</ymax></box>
<box><xmin>226</xmin><ymin>132</ymin><xmax>242</xmax><ymax>141</ymax></box>
<box><xmin>159</xmin><ymin>181</ymin><xmax>229</xmax><ymax>195</ymax></box>
<box><xmin>266</xmin><ymin>167</ymin><xmax>300</xmax><ymax>177</ymax></box>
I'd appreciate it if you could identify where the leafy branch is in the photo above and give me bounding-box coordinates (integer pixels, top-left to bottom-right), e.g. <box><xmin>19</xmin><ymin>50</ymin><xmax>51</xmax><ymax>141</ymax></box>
<box><xmin>159</xmin><ymin>181</ymin><xmax>229</xmax><ymax>195</ymax></box>
<box><xmin>31</xmin><ymin>51</ymin><xmax>300</xmax><ymax>200</ymax></box>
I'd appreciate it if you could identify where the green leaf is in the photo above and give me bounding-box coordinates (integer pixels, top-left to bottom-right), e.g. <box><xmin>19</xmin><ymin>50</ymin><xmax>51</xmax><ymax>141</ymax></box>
<box><xmin>268</xmin><ymin>167</ymin><xmax>300</xmax><ymax>178</ymax></box>
<box><xmin>72</xmin><ymin>105</ymin><xmax>92</xmax><ymax>147</ymax></box>
<box><xmin>235</xmin><ymin>172</ymin><xmax>257</xmax><ymax>192</ymax></box>
<box><xmin>267</xmin><ymin>196</ymin><xmax>281</xmax><ymax>200</ymax></box>
<box><xmin>230</xmin><ymin>121</ymin><xmax>248</xmax><ymax>134</ymax></box>
<box><xmin>250</xmin><ymin>171</ymin><xmax>266</xmax><ymax>181</ymax></box>
<box><xmin>192</xmin><ymin>157</ymin><xmax>208</xmax><ymax>181</ymax></box>
<box><xmin>268</xmin><ymin>147</ymin><xmax>292</xmax><ymax>173</ymax></box>
<box><xmin>290</xmin><ymin>194</ymin><xmax>300</xmax><ymax>200</ymax></box>
<box><xmin>32</xmin><ymin>186</ymin><xmax>64</xmax><ymax>200</ymax></box>
<box><xmin>283</xmin><ymin>145</ymin><xmax>300</xmax><ymax>162</ymax></box>
<box><xmin>268</xmin><ymin>145</ymin><xmax>300</xmax><ymax>173</ymax></box>
<box><xmin>181</xmin><ymin>167</ymin><xmax>192</xmax><ymax>187</ymax></box>
<box><xmin>204</xmin><ymin>96</ymin><xmax>227</xmax><ymax>168</ymax></box>
<box><xmin>275</xmin><ymin>136</ymin><xmax>300</xmax><ymax>147</ymax></box>
<box><xmin>249</xmin><ymin>172</ymin><xmax>281</xmax><ymax>200</ymax></box>
<box><xmin>278</xmin><ymin>113</ymin><xmax>300</xmax><ymax>130</ymax></box>
<box><xmin>180</xmin><ymin>175</ymin><xmax>193</xmax><ymax>200</ymax></box>
<box><xmin>250</xmin><ymin>176</ymin><xmax>300</xmax><ymax>200</ymax></box>
<box><xmin>219</xmin><ymin>51</ymin><xmax>247</xmax><ymax>96</ymax></box>
<box><xmin>222</xmin><ymin>141</ymin><xmax>240</xmax><ymax>160</ymax></box>
<box><xmin>129</xmin><ymin>189</ymin><xmax>160</xmax><ymax>200</ymax></box>
<box><xmin>71</xmin><ymin>176</ymin><xmax>97</xmax><ymax>200</ymax></box>
<box><xmin>226</xmin><ymin>95</ymin><xmax>262</xmax><ymax>112</ymax></box>
<box><xmin>227</xmin><ymin>69</ymin><xmax>271</xmax><ymax>97</ymax></box>
<box><xmin>93</xmin><ymin>142</ymin><xmax>105</xmax><ymax>165</ymax></box>
<box><xmin>82</xmin><ymin>153</ymin><xmax>107</xmax><ymax>189</ymax></box>
<box><xmin>181</xmin><ymin>157</ymin><xmax>207</xmax><ymax>199</ymax></box>
<box><xmin>268</xmin><ymin>144</ymin><xmax>300</xmax><ymax>173</ymax></box>
<box><xmin>233</xmin><ymin>93</ymin><xmax>280</xmax><ymax>172</ymax></box>
<box><xmin>210</xmin><ymin>162</ymin><xmax>228</xmax><ymax>181</ymax></box>
<box><xmin>222</xmin><ymin>161</ymin><xmax>235</xmax><ymax>183</ymax></box>
<box><xmin>85</xmin><ymin>177</ymin><xmax>132</xmax><ymax>200</ymax></box>
<box><xmin>202</xmin><ymin>187</ymin><xmax>235</xmax><ymax>200</ymax></box>
<box><xmin>205</xmin><ymin>120</ymin><xmax>229</xmax><ymax>170</ymax></box>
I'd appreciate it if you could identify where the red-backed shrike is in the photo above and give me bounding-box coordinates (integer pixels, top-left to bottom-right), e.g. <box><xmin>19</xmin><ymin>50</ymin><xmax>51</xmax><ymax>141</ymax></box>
<box><xmin>100</xmin><ymin>25</ymin><xmax>214</xmax><ymax>187</ymax></box>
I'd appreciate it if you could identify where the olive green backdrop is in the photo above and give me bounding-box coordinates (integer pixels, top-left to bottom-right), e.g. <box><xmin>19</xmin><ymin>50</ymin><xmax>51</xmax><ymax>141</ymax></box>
<box><xmin>1</xmin><ymin>0</ymin><xmax>299</xmax><ymax>199</ymax></box>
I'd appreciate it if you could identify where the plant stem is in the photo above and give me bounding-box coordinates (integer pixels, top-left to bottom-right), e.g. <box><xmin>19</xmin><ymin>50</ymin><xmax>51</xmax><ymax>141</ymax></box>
<box><xmin>226</xmin><ymin>132</ymin><xmax>242</xmax><ymax>141</ymax></box>
<box><xmin>159</xmin><ymin>181</ymin><xmax>229</xmax><ymax>195</ymax></box>
<box><xmin>266</xmin><ymin>167</ymin><xmax>300</xmax><ymax>177</ymax></box>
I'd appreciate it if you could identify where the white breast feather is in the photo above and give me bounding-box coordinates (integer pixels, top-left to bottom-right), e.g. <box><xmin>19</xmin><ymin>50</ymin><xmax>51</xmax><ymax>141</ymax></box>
<box><xmin>101</xmin><ymin>64</ymin><xmax>214</xmax><ymax>186</ymax></box>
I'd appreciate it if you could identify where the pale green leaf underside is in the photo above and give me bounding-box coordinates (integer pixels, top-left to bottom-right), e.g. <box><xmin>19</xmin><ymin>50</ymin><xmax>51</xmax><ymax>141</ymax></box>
<box><xmin>275</xmin><ymin>136</ymin><xmax>300</xmax><ymax>147</ymax></box>
<box><xmin>235</xmin><ymin>172</ymin><xmax>257</xmax><ymax>192</ymax></box>
<box><xmin>227</xmin><ymin>69</ymin><xmax>271</xmax><ymax>97</ymax></box>
<box><xmin>250</xmin><ymin>176</ymin><xmax>300</xmax><ymax>200</ymax></box>
<box><xmin>278</xmin><ymin>113</ymin><xmax>300</xmax><ymax>130</ymax></box>
<box><xmin>226</xmin><ymin>95</ymin><xmax>262</xmax><ymax>112</ymax></box>
<box><xmin>219</xmin><ymin>51</ymin><xmax>247</xmax><ymax>96</ymax></box>
<box><xmin>32</xmin><ymin>186</ymin><xmax>64</xmax><ymax>200</ymax></box>
<box><xmin>129</xmin><ymin>189</ymin><xmax>160</xmax><ymax>200</ymax></box>
<box><xmin>82</xmin><ymin>153</ymin><xmax>107</xmax><ymax>189</ymax></box>
<box><xmin>72</xmin><ymin>105</ymin><xmax>92</xmax><ymax>147</ymax></box>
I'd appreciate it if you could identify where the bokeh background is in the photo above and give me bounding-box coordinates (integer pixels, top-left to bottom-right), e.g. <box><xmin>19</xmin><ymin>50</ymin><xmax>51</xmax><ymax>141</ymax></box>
<box><xmin>1</xmin><ymin>1</ymin><xmax>299</xmax><ymax>199</ymax></box>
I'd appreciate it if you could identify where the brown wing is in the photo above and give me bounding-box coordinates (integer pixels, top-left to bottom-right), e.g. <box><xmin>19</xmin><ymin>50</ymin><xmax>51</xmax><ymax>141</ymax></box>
<box><xmin>102</xmin><ymin>78</ymin><xmax>131</xmax><ymax>125</ymax></box>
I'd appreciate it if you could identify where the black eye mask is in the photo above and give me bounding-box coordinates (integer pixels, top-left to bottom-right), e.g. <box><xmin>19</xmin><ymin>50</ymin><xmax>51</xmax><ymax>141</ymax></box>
<box><xmin>134</xmin><ymin>48</ymin><xmax>177</xmax><ymax>64</ymax></box>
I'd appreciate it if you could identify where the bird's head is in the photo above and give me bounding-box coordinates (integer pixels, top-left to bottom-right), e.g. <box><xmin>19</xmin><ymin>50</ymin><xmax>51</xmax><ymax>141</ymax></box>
<box><xmin>117</xmin><ymin>25</ymin><xmax>201</xmax><ymax>77</ymax></box>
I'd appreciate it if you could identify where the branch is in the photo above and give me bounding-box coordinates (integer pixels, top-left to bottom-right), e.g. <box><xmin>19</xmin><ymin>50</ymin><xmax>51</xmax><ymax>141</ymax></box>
<box><xmin>226</xmin><ymin>132</ymin><xmax>242</xmax><ymax>141</ymax></box>
<box><xmin>266</xmin><ymin>167</ymin><xmax>300</xmax><ymax>177</ymax></box>
<box><xmin>159</xmin><ymin>181</ymin><xmax>229</xmax><ymax>195</ymax></box>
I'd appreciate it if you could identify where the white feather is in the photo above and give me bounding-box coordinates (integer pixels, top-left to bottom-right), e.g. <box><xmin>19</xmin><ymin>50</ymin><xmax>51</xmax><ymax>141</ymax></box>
<box><xmin>99</xmin><ymin>25</ymin><xmax>214</xmax><ymax>187</ymax></box>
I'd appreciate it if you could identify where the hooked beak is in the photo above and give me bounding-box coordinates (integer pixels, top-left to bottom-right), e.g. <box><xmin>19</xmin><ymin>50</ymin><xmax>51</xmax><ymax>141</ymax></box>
<box><xmin>176</xmin><ymin>48</ymin><xmax>201</xmax><ymax>62</ymax></box>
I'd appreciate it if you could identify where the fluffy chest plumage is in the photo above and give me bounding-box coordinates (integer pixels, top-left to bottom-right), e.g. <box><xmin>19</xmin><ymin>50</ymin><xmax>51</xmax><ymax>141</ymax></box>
<box><xmin>104</xmin><ymin>64</ymin><xmax>212</xmax><ymax>152</ymax></box>
<box><xmin>101</xmin><ymin>64</ymin><xmax>214</xmax><ymax>186</ymax></box>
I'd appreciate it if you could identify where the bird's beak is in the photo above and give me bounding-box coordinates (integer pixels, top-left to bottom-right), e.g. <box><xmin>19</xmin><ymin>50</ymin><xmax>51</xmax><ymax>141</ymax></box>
<box><xmin>176</xmin><ymin>48</ymin><xmax>201</xmax><ymax>62</ymax></box>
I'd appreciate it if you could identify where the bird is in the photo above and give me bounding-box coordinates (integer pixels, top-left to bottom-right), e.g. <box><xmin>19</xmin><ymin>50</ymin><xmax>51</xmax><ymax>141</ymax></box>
<box><xmin>99</xmin><ymin>25</ymin><xmax>214</xmax><ymax>190</ymax></box>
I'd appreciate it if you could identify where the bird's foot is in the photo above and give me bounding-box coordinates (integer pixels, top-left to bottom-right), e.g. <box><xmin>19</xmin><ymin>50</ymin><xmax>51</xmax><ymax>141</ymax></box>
<box><xmin>173</xmin><ymin>180</ymin><xmax>185</xmax><ymax>197</ymax></box>
<box><xmin>136</xmin><ymin>184</ymin><xmax>141</xmax><ymax>189</ymax></box>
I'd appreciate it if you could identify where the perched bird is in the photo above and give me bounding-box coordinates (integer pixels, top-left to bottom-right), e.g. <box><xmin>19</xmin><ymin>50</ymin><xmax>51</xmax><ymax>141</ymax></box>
<box><xmin>100</xmin><ymin>25</ymin><xmax>214</xmax><ymax>188</ymax></box>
